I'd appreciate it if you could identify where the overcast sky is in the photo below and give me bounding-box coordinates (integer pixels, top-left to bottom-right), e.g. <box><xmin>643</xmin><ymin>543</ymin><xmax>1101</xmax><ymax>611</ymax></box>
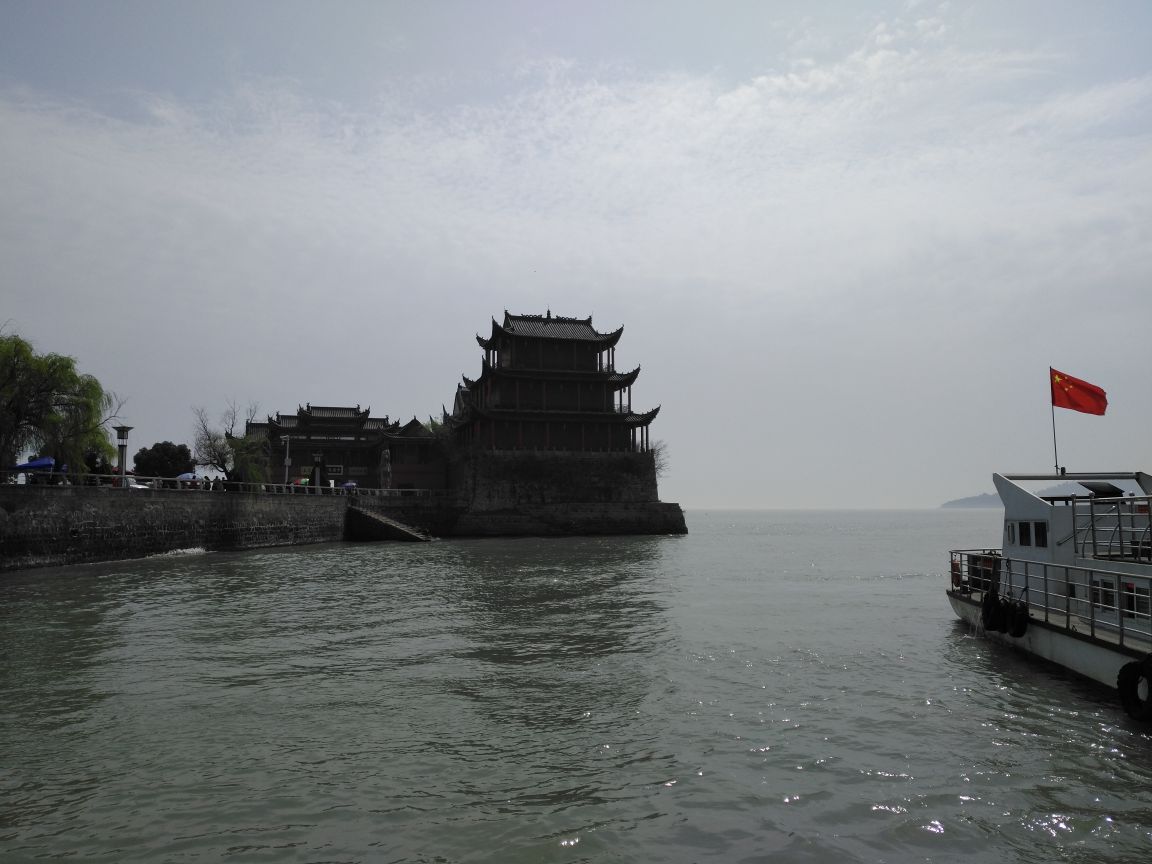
<box><xmin>3</xmin><ymin>1</ymin><xmax>1150</xmax><ymax>508</ymax></box>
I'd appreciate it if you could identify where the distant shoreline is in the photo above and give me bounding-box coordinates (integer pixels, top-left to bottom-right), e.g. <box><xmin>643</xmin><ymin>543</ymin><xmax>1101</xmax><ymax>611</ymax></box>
<box><xmin>941</xmin><ymin>493</ymin><xmax>999</xmax><ymax>509</ymax></box>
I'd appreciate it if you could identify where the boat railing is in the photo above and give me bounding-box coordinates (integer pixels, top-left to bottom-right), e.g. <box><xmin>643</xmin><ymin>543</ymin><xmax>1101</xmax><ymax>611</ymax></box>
<box><xmin>1075</xmin><ymin>495</ymin><xmax>1152</xmax><ymax>562</ymax></box>
<box><xmin>950</xmin><ymin>549</ymin><xmax>1152</xmax><ymax>652</ymax></box>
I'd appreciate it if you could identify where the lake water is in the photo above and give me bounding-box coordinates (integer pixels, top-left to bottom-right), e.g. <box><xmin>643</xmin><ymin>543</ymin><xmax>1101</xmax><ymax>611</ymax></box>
<box><xmin>3</xmin><ymin>509</ymin><xmax>1151</xmax><ymax>863</ymax></box>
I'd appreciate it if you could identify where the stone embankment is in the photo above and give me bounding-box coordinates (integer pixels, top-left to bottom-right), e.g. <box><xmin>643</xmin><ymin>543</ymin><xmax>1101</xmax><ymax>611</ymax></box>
<box><xmin>1</xmin><ymin>484</ymin><xmax>687</xmax><ymax>572</ymax></box>
<box><xmin>449</xmin><ymin>502</ymin><xmax>687</xmax><ymax>536</ymax></box>
<box><xmin>0</xmin><ymin>485</ymin><xmax>348</xmax><ymax>571</ymax></box>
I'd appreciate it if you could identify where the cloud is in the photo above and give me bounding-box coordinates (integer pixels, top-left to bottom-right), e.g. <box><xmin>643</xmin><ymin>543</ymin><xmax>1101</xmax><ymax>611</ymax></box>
<box><xmin>2</xmin><ymin>7</ymin><xmax>1150</xmax><ymax>506</ymax></box>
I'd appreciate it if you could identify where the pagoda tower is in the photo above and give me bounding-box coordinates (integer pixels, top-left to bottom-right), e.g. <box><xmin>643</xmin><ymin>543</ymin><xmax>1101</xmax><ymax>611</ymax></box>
<box><xmin>450</xmin><ymin>311</ymin><xmax>659</xmax><ymax>453</ymax></box>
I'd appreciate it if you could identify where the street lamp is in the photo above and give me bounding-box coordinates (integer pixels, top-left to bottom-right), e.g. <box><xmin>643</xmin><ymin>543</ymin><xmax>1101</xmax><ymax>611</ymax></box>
<box><xmin>283</xmin><ymin>434</ymin><xmax>292</xmax><ymax>484</ymax></box>
<box><xmin>113</xmin><ymin>425</ymin><xmax>133</xmax><ymax>487</ymax></box>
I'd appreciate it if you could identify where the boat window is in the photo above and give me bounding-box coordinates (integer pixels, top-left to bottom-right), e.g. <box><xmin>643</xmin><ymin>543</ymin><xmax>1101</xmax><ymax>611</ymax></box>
<box><xmin>1091</xmin><ymin>578</ymin><xmax>1117</xmax><ymax>612</ymax></box>
<box><xmin>1034</xmin><ymin>521</ymin><xmax>1048</xmax><ymax>548</ymax></box>
<box><xmin>1123</xmin><ymin>583</ymin><xmax>1151</xmax><ymax>619</ymax></box>
<box><xmin>1005</xmin><ymin>522</ymin><xmax>1015</xmax><ymax>544</ymax></box>
<box><xmin>1019</xmin><ymin>522</ymin><xmax>1033</xmax><ymax>546</ymax></box>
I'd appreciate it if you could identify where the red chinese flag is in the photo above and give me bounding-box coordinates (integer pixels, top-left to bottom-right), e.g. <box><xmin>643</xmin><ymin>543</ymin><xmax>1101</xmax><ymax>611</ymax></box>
<box><xmin>1050</xmin><ymin>367</ymin><xmax>1107</xmax><ymax>415</ymax></box>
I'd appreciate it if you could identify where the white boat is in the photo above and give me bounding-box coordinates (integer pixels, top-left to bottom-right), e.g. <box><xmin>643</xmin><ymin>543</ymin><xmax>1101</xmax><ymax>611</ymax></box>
<box><xmin>948</xmin><ymin>472</ymin><xmax>1152</xmax><ymax>720</ymax></box>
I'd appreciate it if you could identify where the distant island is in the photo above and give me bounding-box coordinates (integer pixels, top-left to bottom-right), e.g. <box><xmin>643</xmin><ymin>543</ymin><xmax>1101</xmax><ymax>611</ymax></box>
<box><xmin>941</xmin><ymin>492</ymin><xmax>1000</xmax><ymax>508</ymax></box>
<box><xmin>941</xmin><ymin>481</ymin><xmax>1087</xmax><ymax>509</ymax></box>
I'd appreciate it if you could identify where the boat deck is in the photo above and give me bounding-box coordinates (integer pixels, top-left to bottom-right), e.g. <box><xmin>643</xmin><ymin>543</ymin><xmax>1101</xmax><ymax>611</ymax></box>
<box><xmin>950</xmin><ymin>547</ymin><xmax>1152</xmax><ymax>660</ymax></box>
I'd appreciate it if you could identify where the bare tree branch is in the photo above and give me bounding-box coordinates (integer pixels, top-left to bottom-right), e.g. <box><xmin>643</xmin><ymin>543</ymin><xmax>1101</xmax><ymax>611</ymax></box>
<box><xmin>192</xmin><ymin>400</ymin><xmax>262</xmax><ymax>480</ymax></box>
<box><xmin>651</xmin><ymin>439</ymin><xmax>670</xmax><ymax>478</ymax></box>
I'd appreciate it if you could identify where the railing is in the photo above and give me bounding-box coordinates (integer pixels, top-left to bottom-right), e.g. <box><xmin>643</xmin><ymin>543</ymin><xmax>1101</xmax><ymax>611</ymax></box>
<box><xmin>950</xmin><ymin>549</ymin><xmax>1152</xmax><ymax>651</ymax></box>
<box><xmin>5</xmin><ymin>472</ymin><xmax>449</xmax><ymax>499</ymax></box>
<box><xmin>1075</xmin><ymin>495</ymin><xmax>1152</xmax><ymax>562</ymax></box>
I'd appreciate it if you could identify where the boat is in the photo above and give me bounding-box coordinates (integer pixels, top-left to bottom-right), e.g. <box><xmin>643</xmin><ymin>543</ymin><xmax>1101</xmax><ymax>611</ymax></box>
<box><xmin>947</xmin><ymin>472</ymin><xmax>1152</xmax><ymax>720</ymax></box>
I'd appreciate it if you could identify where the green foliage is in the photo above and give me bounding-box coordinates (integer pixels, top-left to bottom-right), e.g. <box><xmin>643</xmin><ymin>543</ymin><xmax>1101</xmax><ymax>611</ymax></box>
<box><xmin>0</xmin><ymin>332</ymin><xmax>118</xmax><ymax>471</ymax></box>
<box><xmin>134</xmin><ymin>441</ymin><xmax>194</xmax><ymax>478</ymax></box>
<box><xmin>228</xmin><ymin>434</ymin><xmax>269</xmax><ymax>484</ymax></box>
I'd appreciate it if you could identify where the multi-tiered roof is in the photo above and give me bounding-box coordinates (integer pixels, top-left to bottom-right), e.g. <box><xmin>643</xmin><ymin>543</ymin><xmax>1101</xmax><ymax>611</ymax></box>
<box><xmin>450</xmin><ymin>311</ymin><xmax>659</xmax><ymax>452</ymax></box>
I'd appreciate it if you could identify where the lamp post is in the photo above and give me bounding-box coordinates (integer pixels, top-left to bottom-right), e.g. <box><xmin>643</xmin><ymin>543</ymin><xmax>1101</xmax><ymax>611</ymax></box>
<box><xmin>114</xmin><ymin>425</ymin><xmax>133</xmax><ymax>487</ymax></box>
<box><xmin>283</xmin><ymin>434</ymin><xmax>292</xmax><ymax>485</ymax></box>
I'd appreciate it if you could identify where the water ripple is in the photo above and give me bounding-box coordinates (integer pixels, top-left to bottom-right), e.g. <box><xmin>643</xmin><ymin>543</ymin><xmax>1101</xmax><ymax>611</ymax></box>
<box><xmin>4</xmin><ymin>513</ymin><xmax>1152</xmax><ymax>861</ymax></box>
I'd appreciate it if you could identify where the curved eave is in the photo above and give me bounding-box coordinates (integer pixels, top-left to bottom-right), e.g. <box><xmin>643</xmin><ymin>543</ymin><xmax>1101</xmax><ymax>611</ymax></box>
<box><xmin>624</xmin><ymin>406</ymin><xmax>660</xmax><ymax>426</ymax></box>
<box><xmin>609</xmin><ymin>365</ymin><xmax>640</xmax><ymax>388</ymax></box>
<box><xmin>473</xmin><ymin>359</ymin><xmax>638</xmax><ymax>383</ymax></box>
<box><xmin>490</xmin><ymin>317</ymin><xmax>624</xmax><ymax>346</ymax></box>
<box><xmin>465</xmin><ymin>406</ymin><xmax>659</xmax><ymax>424</ymax></box>
<box><xmin>382</xmin><ymin>431</ymin><xmax>432</xmax><ymax>442</ymax></box>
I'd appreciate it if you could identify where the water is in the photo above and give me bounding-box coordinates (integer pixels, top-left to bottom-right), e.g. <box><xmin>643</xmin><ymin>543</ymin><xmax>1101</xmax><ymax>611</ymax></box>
<box><xmin>3</xmin><ymin>510</ymin><xmax>1152</xmax><ymax>863</ymax></box>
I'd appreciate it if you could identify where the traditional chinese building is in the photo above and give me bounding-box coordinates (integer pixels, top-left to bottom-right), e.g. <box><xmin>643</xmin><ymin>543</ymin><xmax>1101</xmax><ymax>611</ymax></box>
<box><xmin>245</xmin><ymin>405</ymin><xmax>446</xmax><ymax>490</ymax></box>
<box><xmin>448</xmin><ymin>311</ymin><xmax>659</xmax><ymax>453</ymax></box>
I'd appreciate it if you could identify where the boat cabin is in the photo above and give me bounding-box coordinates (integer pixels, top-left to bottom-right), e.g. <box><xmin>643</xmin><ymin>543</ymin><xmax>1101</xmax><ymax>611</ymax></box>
<box><xmin>987</xmin><ymin>472</ymin><xmax>1152</xmax><ymax>645</ymax></box>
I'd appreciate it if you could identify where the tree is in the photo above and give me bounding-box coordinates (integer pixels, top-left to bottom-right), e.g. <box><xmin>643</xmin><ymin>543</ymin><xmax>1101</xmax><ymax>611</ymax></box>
<box><xmin>1</xmin><ymin>331</ymin><xmax>120</xmax><ymax>474</ymax></box>
<box><xmin>651</xmin><ymin>439</ymin><xmax>670</xmax><ymax>478</ymax></box>
<box><xmin>83</xmin><ymin>448</ymin><xmax>117</xmax><ymax>476</ymax></box>
<box><xmin>192</xmin><ymin>401</ymin><xmax>266</xmax><ymax>482</ymax></box>
<box><xmin>133</xmin><ymin>441</ymin><xmax>194</xmax><ymax>478</ymax></box>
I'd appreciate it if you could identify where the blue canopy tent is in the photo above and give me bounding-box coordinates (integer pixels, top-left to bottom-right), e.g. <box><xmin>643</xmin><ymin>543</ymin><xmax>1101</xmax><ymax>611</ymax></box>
<box><xmin>11</xmin><ymin>456</ymin><xmax>55</xmax><ymax>471</ymax></box>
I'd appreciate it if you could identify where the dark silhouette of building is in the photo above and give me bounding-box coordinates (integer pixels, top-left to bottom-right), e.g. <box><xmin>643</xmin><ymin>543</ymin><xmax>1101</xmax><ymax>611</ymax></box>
<box><xmin>448</xmin><ymin>311</ymin><xmax>659</xmax><ymax>452</ymax></box>
<box><xmin>245</xmin><ymin>405</ymin><xmax>445</xmax><ymax>490</ymax></box>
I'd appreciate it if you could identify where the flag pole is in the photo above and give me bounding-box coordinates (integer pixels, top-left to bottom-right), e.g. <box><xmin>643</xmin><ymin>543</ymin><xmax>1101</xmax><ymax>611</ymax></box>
<box><xmin>1049</xmin><ymin>367</ymin><xmax>1060</xmax><ymax>474</ymax></box>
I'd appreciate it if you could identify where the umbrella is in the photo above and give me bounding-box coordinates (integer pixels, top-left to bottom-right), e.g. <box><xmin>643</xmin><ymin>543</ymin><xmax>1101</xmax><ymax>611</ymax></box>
<box><xmin>176</xmin><ymin>472</ymin><xmax>196</xmax><ymax>481</ymax></box>
<box><xmin>12</xmin><ymin>456</ymin><xmax>55</xmax><ymax>471</ymax></box>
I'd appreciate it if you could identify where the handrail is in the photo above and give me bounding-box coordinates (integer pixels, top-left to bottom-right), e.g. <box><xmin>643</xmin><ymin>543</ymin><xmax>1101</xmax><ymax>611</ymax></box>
<box><xmin>949</xmin><ymin>548</ymin><xmax>1152</xmax><ymax>650</ymax></box>
<box><xmin>1066</xmin><ymin>494</ymin><xmax>1152</xmax><ymax>563</ymax></box>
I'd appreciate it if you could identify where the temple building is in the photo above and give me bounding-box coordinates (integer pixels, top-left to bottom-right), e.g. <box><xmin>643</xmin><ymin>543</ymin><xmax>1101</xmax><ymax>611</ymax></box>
<box><xmin>245</xmin><ymin>405</ymin><xmax>445</xmax><ymax>490</ymax></box>
<box><xmin>448</xmin><ymin>311</ymin><xmax>659</xmax><ymax>452</ymax></box>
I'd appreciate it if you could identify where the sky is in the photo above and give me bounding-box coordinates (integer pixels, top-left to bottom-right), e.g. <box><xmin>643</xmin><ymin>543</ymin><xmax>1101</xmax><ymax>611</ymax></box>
<box><xmin>2</xmin><ymin>0</ymin><xmax>1151</xmax><ymax>508</ymax></box>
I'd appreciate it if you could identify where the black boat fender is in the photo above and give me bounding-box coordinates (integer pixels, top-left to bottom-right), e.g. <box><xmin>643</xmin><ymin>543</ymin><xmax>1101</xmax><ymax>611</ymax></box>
<box><xmin>1117</xmin><ymin>656</ymin><xmax>1152</xmax><ymax>721</ymax></box>
<box><xmin>1002</xmin><ymin>599</ymin><xmax>1015</xmax><ymax>634</ymax></box>
<box><xmin>995</xmin><ymin>599</ymin><xmax>1011</xmax><ymax>633</ymax></box>
<box><xmin>1008</xmin><ymin>600</ymin><xmax>1029</xmax><ymax>638</ymax></box>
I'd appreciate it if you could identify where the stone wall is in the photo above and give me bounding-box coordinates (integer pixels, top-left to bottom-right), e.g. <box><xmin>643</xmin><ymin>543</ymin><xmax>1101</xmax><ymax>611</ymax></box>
<box><xmin>1</xmin><ymin>453</ymin><xmax>687</xmax><ymax>572</ymax></box>
<box><xmin>0</xmin><ymin>486</ymin><xmax>347</xmax><ymax>572</ymax></box>
<box><xmin>350</xmin><ymin>496</ymin><xmax>687</xmax><ymax>537</ymax></box>
<box><xmin>452</xmin><ymin>450</ymin><xmax>660</xmax><ymax>509</ymax></box>
<box><xmin>449</xmin><ymin>502</ymin><xmax>686</xmax><ymax>536</ymax></box>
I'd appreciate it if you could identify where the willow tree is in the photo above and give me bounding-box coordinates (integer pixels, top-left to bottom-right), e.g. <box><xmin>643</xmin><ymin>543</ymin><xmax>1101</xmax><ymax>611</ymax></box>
<box><xmin>0</xmin><ymin>333</ymin><xmax>119</xmax><ymax>472</ymax></box>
